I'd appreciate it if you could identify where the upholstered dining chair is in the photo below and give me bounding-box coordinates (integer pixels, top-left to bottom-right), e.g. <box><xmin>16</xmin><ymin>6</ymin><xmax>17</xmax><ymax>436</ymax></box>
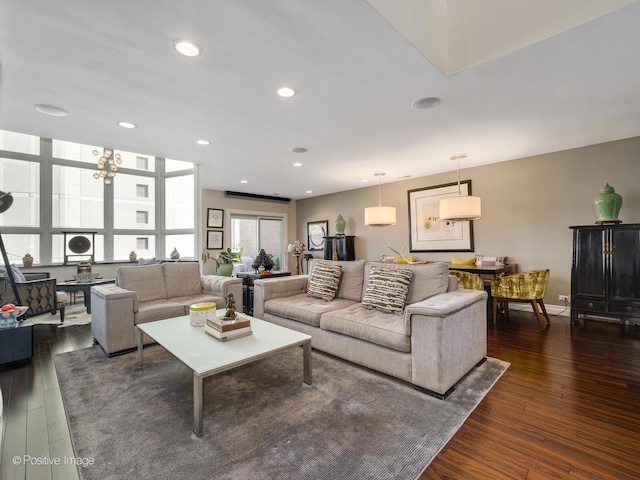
<box><xmin>491</xmin><ymin>269</ymin><xmax>550</xmax><ymax>329</ymax></box>
<box><xmin>450</xmin><ymin>270</ymin><xmax>485</xmax><ymax>291</ymax></box>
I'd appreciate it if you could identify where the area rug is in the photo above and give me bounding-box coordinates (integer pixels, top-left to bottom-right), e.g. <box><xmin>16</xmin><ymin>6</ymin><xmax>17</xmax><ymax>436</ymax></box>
<box><xmin>32</xmin><ymin>305</ymin><xmax>90</xmax><ymax>328</ymax></box>
<box><xmin>54</xmin><ymin>346</ymin><xmax>509</xmax><ymax>480</ymax></box>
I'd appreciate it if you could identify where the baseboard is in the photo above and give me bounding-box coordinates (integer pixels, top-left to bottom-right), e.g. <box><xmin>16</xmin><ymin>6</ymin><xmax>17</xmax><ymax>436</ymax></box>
<box><xmin>507</xmin><ymin>303</ymin><xmax>570</xmax><ymax>317</ymax></box>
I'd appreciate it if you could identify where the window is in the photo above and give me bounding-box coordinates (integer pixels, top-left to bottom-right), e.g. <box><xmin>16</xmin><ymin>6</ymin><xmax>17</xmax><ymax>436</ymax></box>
<box><xmin>136</xmin><ymin>184</ymin><xmax>149</xmax><ymax>197</ymax></box>
<box><xmin>136</xmin><ymin>211</ymin><xmax>149</xmax><ymax>224</ymax></box>
<box><xmin>165</xmin><ymin>175</ymin><xmax>194</xmax><ymax>229</ymax></box>
<box><xmin>52</xmin><ymin>165</ymin><xmax>104</xmax><ymax>229</ymax></box>
<box><xmin>113</xmin><ymin>173</ymin><xmax>155</xmax><ymax>230</ymax></box>
<box><xmin>0</xmin><ymin>129</ymin><xmax>196</xmax><ymax>265</ymax></box>
<box><xmin>230</xmin><ymin>214</ymin><xmax>285</xmax><ymax>269</ymax></box>
<box><xmin>137</xmin><ymin>237</ymin><xmax>149</xmax><ymax>250</ymax></box>
<box><xmin>0</xmin><ymin>158</ymin><xmax>40</xmax><ymax>227</ymax></box>
<box><xmin>136</xmin><ymin>156</ymin><xmax>148</xmax><ymax>170</ymax></box>
<box><xmin>0</xmin><ymin>130</ymin><xmax>39</xmax><ymax>155</ymax></box>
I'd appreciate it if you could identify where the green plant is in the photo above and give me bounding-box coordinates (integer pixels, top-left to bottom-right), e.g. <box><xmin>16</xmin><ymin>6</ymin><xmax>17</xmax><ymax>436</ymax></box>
<box><xmin>216</xmin><ymin>247</ymin><xmax>243</xmax><ymax>264</ymax></box>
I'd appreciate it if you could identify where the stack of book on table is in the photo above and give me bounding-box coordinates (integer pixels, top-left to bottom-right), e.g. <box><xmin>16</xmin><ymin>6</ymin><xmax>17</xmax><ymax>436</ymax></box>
<box><xmin>205</xmin><ymin>315</ymin><xmax>252</xmax><ymax>341</ymax></box>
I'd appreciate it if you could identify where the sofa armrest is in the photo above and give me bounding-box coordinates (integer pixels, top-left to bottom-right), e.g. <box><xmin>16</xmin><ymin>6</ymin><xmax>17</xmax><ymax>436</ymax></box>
<box><xmin>90</xmin><ymin>284</ymin><xmax>139</xmax><ymax>356</ymax></box>
<box><xmin>201</xmin><ymin>275</ymin><xmax>243</xmax><ymax>308</ymax></box>
<box><xmin>252</xmin><ymin>276</ymin><xmax>309</xmax><ymax>319</ymax></box>
<box><xmin>406</xmin><ymin>289</ymin><xmax>488</xmax><ymax>396</ymax></box>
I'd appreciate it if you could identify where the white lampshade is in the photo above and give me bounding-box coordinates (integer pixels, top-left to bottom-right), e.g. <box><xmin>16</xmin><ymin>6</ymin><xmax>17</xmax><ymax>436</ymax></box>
<box><xmin>364</xmin><ymin>206</ymin><xmax>396</xmax><ymax>226</ymax></box>
<box><xmin>439</xmin><ymin>195</ymin><xmax>481</xmax><ymax>221</ymax></box>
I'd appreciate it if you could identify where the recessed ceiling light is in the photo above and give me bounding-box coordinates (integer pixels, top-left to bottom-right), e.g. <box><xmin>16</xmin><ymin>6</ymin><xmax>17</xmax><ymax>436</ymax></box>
<box><xmin>173</xmin><ymin>40</ymin><xmax>201</xmax><ymax>57</ymax></box>
<box><xmin>361</xmin><ymin>179</ymin><xmax>369</xmax><ymax>182</ymax></box>
<box><xmin>306</xmin><ymin>190</ymin><xmax>312</xmax><ymax>194</ymax></box>
<box><xmin>240</xmin><ymin>180</ymin><xmax>248</xmax><ymax>184</ymax></box>
<box><xmin>291</xmin><ymin>147</ymin><xmax>307</xmax><ymax>153</ymax></box>
<box><xmin>196</xmin><ymin>140</ymin><xmax>210</xmax><ymax>145</ymax></box>
<box><xmin>118</xmin><ymin>121</ymin><xmax>136</xmax><ymax>129</ymax></box>
<box><xmin>412</xmin><ymin>97</ymin><xmax>441</xmax><ymax>110</ymax></box>
<box><xmin>293</xmin><ymin>163</ymin><xmax>303</xmax><ymax>167</ymax></box>
<box><xmin>277</xmin><ymin>87</ymin><xmax>296</xmax><ymax>98</ymax></box>
<box><xmin>33</xmin><ymin>104</ymin><xmax>68</xmax><ymax>117</ymax></box>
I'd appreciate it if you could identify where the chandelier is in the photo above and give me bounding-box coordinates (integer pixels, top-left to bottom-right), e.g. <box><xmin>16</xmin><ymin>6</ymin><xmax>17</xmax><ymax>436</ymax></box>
<box><xmin>92</xmin><ymin>148</ymin><xmax>122</xmax><ymax>184</ymax></box>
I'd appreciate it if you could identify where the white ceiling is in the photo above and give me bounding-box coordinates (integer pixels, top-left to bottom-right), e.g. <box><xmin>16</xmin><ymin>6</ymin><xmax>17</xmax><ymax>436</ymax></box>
<box><xmin>1</xmin><ymin>0</ymin><xmax>639</xmax><ymax>200</ymax></box>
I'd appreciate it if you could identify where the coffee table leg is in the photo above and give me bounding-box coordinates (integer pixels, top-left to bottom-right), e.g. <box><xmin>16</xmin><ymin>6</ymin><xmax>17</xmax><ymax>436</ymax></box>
<box><xmin>194</xmin><ymin>373</ymin><xmax>203</xmax><ymax>437</ymax></box>
<box><xmin>303</xmin><ymin>341</ymin><xmax>312</xmax><ymax>385</ymax></box>
<box><xmin>137</xmin><ymin>328</ymin><xmax>144</xmax><ymax>367</ymax></box>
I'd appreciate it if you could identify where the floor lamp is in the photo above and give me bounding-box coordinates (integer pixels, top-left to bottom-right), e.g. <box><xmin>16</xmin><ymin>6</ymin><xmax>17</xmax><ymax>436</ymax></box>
<box><xmin>0</xmin><ymin>191</ymin><xmax>22</xmax><ymax>306</ymax></box>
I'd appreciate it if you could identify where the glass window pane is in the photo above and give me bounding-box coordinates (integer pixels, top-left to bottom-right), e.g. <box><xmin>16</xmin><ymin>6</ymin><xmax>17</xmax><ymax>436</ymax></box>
<box><xmin>113</xmin><ymin>235</ymin><xmax>155</xmax><ymax>261</ymax></box>
<box><xmin>165</xmin><ymin>159</ymin><xmax>194</xmax><ymax>172</ymax></box>
<box><xmin>230</xmin><ymin>216</ymin><xmax>257</xmax><ymax>260</ymax></box>
<box><xmin>52</xmin><ymin>140</ymin><xmax>104</xmax><ymax>164</ymax></box>
<box><xmin>259</xmin><ymin>218</ymin><xmax>284</xmax><ymax>266</ymax></box>
<box><xmin>52</xmin><ymin>234</ymin><xmax>104</xmax><ymax>263</ymax></box>
<box><xmin>114</xmin><ymin>173</ymin><xmax>155</xmax><ymax>230</ymax></box>
<box><xmin>52</xmin><ymin>166</ymin><xmax>104</xmax><ymax>229</ymax></box>
<box><xmin>114</xmin><ymin>149</ymin><xmax>155</xmax><ymax>172</ymax></box>
<box><xmin>0</xmin><ymin>130</ymin><xmax>40</xmax><ymax>155</ymax></box>
<box><xmin>165</xmin><ymin>175</ymin><xmax>194</xmax><ymax>229</ymax></box>
<box><xmin>0</xmin><ymin>158</ymin><xmax>40</xmax><ymax>227</ymax></box>
<box><xmin>165</xmin><ymin>234</ymin><xmax>194</xmax><ymax>259</ymax></box>
<box><xmin>1</xmin><ymin>234</ymin><xmax>40</xmax><ymax>265</ymax></box>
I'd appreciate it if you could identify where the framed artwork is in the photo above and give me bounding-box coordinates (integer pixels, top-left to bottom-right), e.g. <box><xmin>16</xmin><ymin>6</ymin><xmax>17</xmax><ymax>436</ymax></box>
<box><xmin>207</xmin><ymin>208</ymin><xmax>224</xmax><ymax>229</ymax></box>
<box><xmin>307</xmin><ymin>220</ymin><xmax>328</xmax><ymax>251</ymax></box>
<box><xmin>407</xmin><ymin>180</ymin><xmax>475</xmax><ymax>252</ymax></box>
<box><xmin>206</xmin><ymin>230</ymin><xmax>223</xmax><ymax>250</ymax></box>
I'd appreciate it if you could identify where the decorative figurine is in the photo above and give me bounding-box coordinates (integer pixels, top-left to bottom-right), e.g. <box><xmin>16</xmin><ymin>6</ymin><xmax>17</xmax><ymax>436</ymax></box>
<box><xmin>258</xmin><ymin>264</ymin><xmax>266</xmax><ymax>274</ymax></box>
<box><xmin>223</xmin><ymin>293</ymin><xmax>237</xmax><ymax>321</ymax></box>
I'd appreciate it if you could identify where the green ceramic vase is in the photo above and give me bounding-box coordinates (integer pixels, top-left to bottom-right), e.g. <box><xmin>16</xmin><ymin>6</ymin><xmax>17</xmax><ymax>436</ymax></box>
<box><xmin>215</xmin><ymin>262</ymin><xmax>234</xmax><ymax>277</ymax></box>
<box><xmin>593</xmin><ymin>183</ymin><xmax>622</xmax><ymax>222</ymax></box>
<box><xmin>334</xmin><ymin>214</ymin><xmax>346</xmax><ymax>235</ymax></box>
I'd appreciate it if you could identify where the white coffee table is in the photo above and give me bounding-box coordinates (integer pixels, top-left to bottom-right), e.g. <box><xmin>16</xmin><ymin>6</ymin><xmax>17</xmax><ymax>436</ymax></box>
<box><xmin>136</xmin><ymin>314</ymin><xmax>312</xmax><ymax>436</ymax></box>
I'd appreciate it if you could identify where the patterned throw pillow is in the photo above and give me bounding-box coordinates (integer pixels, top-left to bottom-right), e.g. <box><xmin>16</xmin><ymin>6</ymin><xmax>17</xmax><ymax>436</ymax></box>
<box><xmin>307</xmin><ymin>262</ymin><xmax>343</xmax><ymax>302</ymax></box>
<box><xmin>361</xmin><ymin>266</ymin><xmax>413</xmax><ymax>315</ymax></box>
<box><xmin>475</xmin><ymin>255</ymin><xmax>507</xmax><ymax>266</ymax></box>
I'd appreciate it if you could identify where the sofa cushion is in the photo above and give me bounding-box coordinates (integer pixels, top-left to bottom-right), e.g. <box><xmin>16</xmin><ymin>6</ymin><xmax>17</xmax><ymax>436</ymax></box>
<box><xmin>320</xmin><ymin>304</ymin><xmax>411</xmax><ymax>352</ymax></box>
<box><xmin>117</xmin><ymin>264</ymin><xmax>168</xmax><ymax>302</ymax></box>
<box><xmin>307</xmin><ymin>262</ymin><xmax>342</xmax><ymax>302</ymax></box>
<box><xmin>134</xmin><ymin>300</ymin><xmax>186</xmax><ymax>324</ymax></box>
<box><xmin>363</xmin><ymin>262</ymin><xmax>450</xmax><ymax>305</ymax></box>
<box><xmin>265</xmin><ymin>293</ymin><xmax>357</xmax><ymax>327</ymax></box>
<box><xmin>163</xmin><ymin>262</ymin><xmax>202</xmax><ymax>298</ymax></box>
<box><xmin>310</xmin><ymin>259</ymin><xmax>366</xmax><ymax>302</ymax></box>
<box><xmin>361</xmin><ymin>266</ymin><xmax>412</xmax><ymax>315</ymax></box>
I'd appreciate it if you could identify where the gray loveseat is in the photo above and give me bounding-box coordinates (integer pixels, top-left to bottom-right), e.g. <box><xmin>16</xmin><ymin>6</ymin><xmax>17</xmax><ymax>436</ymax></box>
<box><xmin>253</xmin><ymin>259</ymin><xmax>487</xmax><ymax>397</ymax></box>
<box><xmin>91</xmin><ymin>262</ymin><xmax>243</xmax><ymax>356</ymax></box>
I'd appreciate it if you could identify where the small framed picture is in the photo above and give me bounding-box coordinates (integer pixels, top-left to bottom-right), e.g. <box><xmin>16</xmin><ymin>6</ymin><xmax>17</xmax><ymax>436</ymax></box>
<box><xmin>207</xmin><ymin>230</ymin><xmax>223</xmax><ymax>250</ymax></box>
<box><xmin>207</xmin><ymin>208</ymin><xmax>224</xmax><ymax>229</ymax></box>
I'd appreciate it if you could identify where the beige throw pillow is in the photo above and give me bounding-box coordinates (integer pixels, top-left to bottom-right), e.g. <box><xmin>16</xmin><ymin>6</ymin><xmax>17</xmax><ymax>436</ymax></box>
<box><xmin>307</xmin><ymin>262</ymin><xmax>343</xmax><ymax>302</ymax></box>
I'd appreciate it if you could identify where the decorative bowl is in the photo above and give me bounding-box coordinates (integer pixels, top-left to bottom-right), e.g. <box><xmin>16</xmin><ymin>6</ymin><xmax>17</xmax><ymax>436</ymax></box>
<box><xmin>0</xmin><ymin>306</ymin><xmax>29</xmax><ymax>328</ymax></box>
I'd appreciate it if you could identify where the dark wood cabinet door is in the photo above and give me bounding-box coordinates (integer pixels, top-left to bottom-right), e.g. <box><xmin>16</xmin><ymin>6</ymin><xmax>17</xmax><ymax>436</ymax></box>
<box><xmin>610</xmin><ymin>228</ymin><xmax>640</xmax><ymax>302</ymax></box>
<box><xmin>572</xmin><ymin>227</ymin><xmax>606</xmax><ymax>299</ymax></box>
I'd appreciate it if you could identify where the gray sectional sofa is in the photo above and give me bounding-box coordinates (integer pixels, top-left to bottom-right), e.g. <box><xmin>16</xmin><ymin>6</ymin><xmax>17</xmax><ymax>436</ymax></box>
<box><xmin>91</xmin><ymin>262</ymin><xmax>243</xmax><ymax>356</ymax></box>
<box><xmin>253</xmin><ymin>259</ymin><xmax>487</xmax><ymax>397</ymax></box>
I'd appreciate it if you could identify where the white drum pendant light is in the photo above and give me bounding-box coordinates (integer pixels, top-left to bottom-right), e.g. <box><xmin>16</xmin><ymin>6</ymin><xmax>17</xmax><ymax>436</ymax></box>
<box><xmin>365</xmin><ymin>173</ymin><xmax>396</xmax><ymax>226</ymax></box>
<box><xmin>439</xmin><ymin>154</ymin><xmax>481</xmax><ymax>221</ymax></box>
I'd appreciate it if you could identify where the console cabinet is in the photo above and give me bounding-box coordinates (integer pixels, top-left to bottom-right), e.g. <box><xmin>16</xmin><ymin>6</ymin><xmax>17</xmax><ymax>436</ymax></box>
<box><xmin>570</xmin><ymin>224</ymin><xmax>640</xmax><ymax>325</ymax></box>
<box><xmin>323</xmin><ymin>235</ymin><xmax>355</xmax><ymax>261</ymax></box>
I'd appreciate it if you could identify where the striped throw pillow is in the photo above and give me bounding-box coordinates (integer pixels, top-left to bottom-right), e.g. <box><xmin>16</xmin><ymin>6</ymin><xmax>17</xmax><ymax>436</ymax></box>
<box><xmin>307</xmin><ymin>262</ymin><xmax>343</xmax><ymax>302</ymax></box>
<box><xmin>361</xmin><ymin>267</ymin><xmax>413</xmax><ymax>315</ymax></box>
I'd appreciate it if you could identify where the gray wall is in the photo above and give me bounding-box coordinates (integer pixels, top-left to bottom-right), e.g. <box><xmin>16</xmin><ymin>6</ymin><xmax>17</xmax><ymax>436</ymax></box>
<box><xmin>295</xmin><ymin>136</ymin><xmax>640</xmax><ymax>308</ymax></box>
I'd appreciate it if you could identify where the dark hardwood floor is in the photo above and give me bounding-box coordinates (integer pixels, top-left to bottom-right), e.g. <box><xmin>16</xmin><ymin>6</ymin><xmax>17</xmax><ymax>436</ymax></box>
<box><xmin>1</xmin><ymin>311</ymin><xmax>639</xmax><ymax>479</ymax></box>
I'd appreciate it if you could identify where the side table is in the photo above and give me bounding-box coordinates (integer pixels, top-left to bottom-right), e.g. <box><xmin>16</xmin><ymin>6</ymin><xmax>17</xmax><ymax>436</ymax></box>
<box><xmin>0</xmin><ymin>319</ymin><xmax>34</xmax><ymax>365</ymax></box>
<box><xmin>57</xmin><ymin>278</ymin><xmax>116</xmax><ymax>314</ymax></box>
<box><xmin>236</xmin><ymin>271</ymin><xmax>292</xmax><ymax>316</ymax></box>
